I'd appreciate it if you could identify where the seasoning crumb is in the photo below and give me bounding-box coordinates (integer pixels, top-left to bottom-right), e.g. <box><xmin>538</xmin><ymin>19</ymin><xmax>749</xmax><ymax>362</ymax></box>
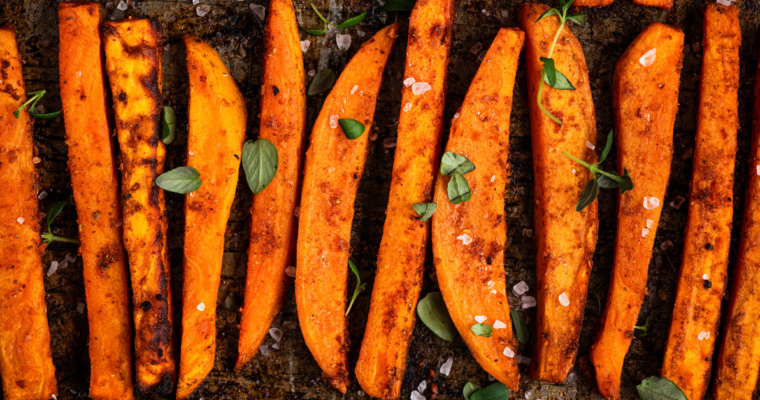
<box><xmin>330</xmin><ymin>115</ymin><xmax>339</xmax><ymax>129</ymax></box>
<box><xmin>697</xmin><ymin>330</ymin><xmax>710</xmax><ymax>341</ymax></box>
<box><xmin>642</xmin><ymin>228</ymin><xmax>649</xmax><ymax>238</ymax></box>
<box><xmin>77</xmin><ymin>303</ymin><xmax>85</xmax><ymax>314</ymax></box>
<box><xmin>585</xmin><ymin>141</ymin><xmax>595</xmax><ymax>150</ymax></box>
<box><xmin>250</xmin><ymin>3</ymin><xmax>266</xmax><ymax>20</ymax></box>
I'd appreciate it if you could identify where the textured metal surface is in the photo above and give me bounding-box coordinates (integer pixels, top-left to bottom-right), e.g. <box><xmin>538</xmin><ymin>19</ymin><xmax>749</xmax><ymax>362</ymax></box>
<box><xmin>2</xmin><ymin>0</ymin><xmax>760</xmax><ymax>399</ymax></box>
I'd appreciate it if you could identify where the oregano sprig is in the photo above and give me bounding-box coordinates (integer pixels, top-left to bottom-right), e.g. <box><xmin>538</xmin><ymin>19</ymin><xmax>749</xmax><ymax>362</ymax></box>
<box><xmin>41</xmin><ymin>201</ymin><xmax>79</xmax><ymax>247</ymax></box>
<box><xmin>634</xmin><ymin>308</ymin><xmax>659</xmax><ymax>338</ymax></box>
<box><xmin>14</xmin><ymin>90</ymin><xmax>62</xmax><ymax>120</ymax></box>
<box><xmin>440</xmin><ymin>152</ymin><xmax>475</xmax><ymax>205</ymax></box>
<box><xmin>299</xmin><ymin>3</ymin><xmax>367</xmax><ymax>35</ymax></box>
<box><xmin>535</xmin><ymin>0</ymin><xmax>586</xmax><ymax>125</ymax></box>
<box><xmin>346</xmin><ymin>259</ymin><xmax>371</xmax><ymax>316</ymax></box>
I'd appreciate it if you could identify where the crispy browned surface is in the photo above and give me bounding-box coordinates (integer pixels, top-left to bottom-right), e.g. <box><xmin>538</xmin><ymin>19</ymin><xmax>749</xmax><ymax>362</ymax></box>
<box><xmin>235</xmin><ymin>0</ymin><xmax>306</xmax><ymax>372</ymax></box>
<box><xmin>574</xmin><ymin>0</ymin><xmax>614</xmax><ymax>8</ymax></box>
<box><xmin>0</xmin><ymin>25</ymin><xmax>59</xmax><ymax>400</ymax></box>
<box><xmin>102</xmin><ymin>18</ymin><xmax>176</xmax><ymax>395</ymax></box>
<box><xmin>587</xmin><ymin>23</ymin><xmax>683</xmax><ymax>400</ymax></box>
<box><xmin>661</xmin><ymin>5</ymin><xmax>740</xmax><ymax>400</ymax></box>
<box><xmin>518</xmin><ymin>3</ymin><xmax>599</xmax><ymax>384</ymax></box>
<box><xmin>295</xmin><ymin>23</ymin><xmax>399</xmax><ymax>394</ymax></box>
<box><xmin>431</xmin><ymin>27</ymin><xmax>524</xmax><ymax>391</ymax></box>
<box><xmin>633</xmin><ymin>0</ymin><xmax>673</xmax><ymax>10</ymax></box>
<box><xmin>354</xmin><ymin>0</ymin><xmax>454</xmax><ymax>397</ymax></box>
<box><xmin>176</xmin><ymin>35</ymin><xmax>247</xmax><ymax>399</ymax></box>
<box><xmin>57</xmin><ymin>4</ymin><xmax>134</xmax><ymax>399</ymax></box>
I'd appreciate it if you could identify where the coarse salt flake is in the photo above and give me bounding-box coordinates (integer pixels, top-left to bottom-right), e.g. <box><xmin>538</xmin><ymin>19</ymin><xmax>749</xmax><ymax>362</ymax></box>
<box><xmin>647</xmin><ymin>219</ymin><xmax>654</xmax><ymax>229</ymax></box>
<box><xmin>47</xmin><ymin>261</ymin><xmax>59</xmax><ymax>277</ymax></box>
<box><xmin>65</xmin><ymin>253</ymin><xmax>77</xmax><ymax>263</ymax></box>
<box><xmin>300</xmin><ymin>40</ymin><xmax>311</xmax><ymax>52</ymax></box>
<box><xmin>285</xmin><ymin>266</ymin><xmax>296</xmax><ymax>277</ymax></box>
<box><xmin>260</xmin><ymin>344</ymin><xmax>270</xmax><ymax>356</ymax></box>
<box><xmin>491</xmin><ymin>175</ymin><xmax>496</xmax><ymax>183</ymax></box>
<box><xmin>283</xmin><ymin>320</ymin><xmax>298</xmax><ymax>330</ymax></box>
<box><xmin>513</xmin><ymin>281</ymin><xmax>529</xmax><ymax>296</ymax></box>
<box><xmin>757</xmin><ymin>165</ymin><xmax>760</xmax><ymax>176</ymax></box>
<box><xmin>585</xmin><ymin>141</ymin><xmax>595</xmax><ymax>150</ymax></box>
<box><xmin>351</xmin><ymin>85</ymin><xmax>359</xmax><ymax>95</ymax></box>
<box><xmin>357</xmin><ymin>30</ymin><xmax>366</xmax><ymax>37</ymax></box>
<box><xmin>250</xmin><ymin>4</ymin><xmax>266</xmax><ymax>20</ymax></box>
<box><xmin>470</xmin><ymin>42</ymin><xmax>483</xmax><ymax>54</ymax></box>
<box><xmin>643</xmin><ymin>196</ymin><xmax>660</xmax><ymax>210</ymax></box>
<box><xmin>196</xmin><ymin>4</ymin><xmax>211</xmax><ymax>17</ymax></box>
<box><xmin>703</xmin><ymin>274</ymin><xmax>709</xmax><ymax>280</ymax></box>
<box><xmin>559</xmin><ymin>292</ymin><xmax>570</xmax><ymax>307</ymax></box>
<box><xmin>503</xmin><ymin>346</ymin><xmax>515</xmax><ymax>358</ymax></box>
<box><xmin>403</xmin><ymin>103</ymin><xmax>413</xmax><ymax>112</ymax></box>
<box><xmin>440</xmin><ymin>357</ymin><xmax>453</xmax><ymax>376</ymax></box>
<box><xmin>272</xmin><ymin>342</ymin><xmax>279</xmax><ymax>350</ymax></box>
<box><xmin>517</xmin><ymin>355</ymin><xmax>531</xmax><ymax>365</ymax></box>
<box><xmin>493</xmin><ymin>320</ymin><xmax>507</xmax><ymax>329</ymax></box>
<box><xmin>640</xmin><ymin>48</ymin><xmax>656</xmax><ymax>66</ymax></box>
<box><xmin>417</xmin><ymin>380</ymin><xmax>427</xmax><ymax>393</ymax></box>
<box><xmin>457</xmin><ymin>233</ymin><xmax>473</xmax><ymax>245</ymax></box>
<box><xmin>501</xmin><ymin>9</ymin><xmax>508</xmax><ymax>17</ymax></box>
<box><xmin>698</xmin><ymin>330</ymin><xmax>710</xmax><ymax>340</ymax></box>
<box><xmin>412</xmin><ymin>82</ymin><xmax>432</xmax><ymax>96</ymax></box>
<box><xmin>189</xmin><ymin>151</ymin><xmax>195</xmax><ymax>155</ymax></box>
<box><xmin>403</xmin><ymin>77</ymin><xmax>416</xmax><ymax>87</ymax></box>
<box><xmin>411</xmin><ymin>390</ymin><xmax>425</xmax><ymax>400</ymax></box>
<box><xmin>642</xmin><ymin>228</ymin><xmax>649</xmax><ymax>238</ymax></box>
<box><xmin>453</xmin><ymin>112</ymin><xmax>460</xmax><ymax>119</ymax></box>
<box><xmin>76</xmin><ymin>71</ymin><xmax>82</xmax><ymax>78</ymax></box>
<box><xmin>117</xmin><ymin>0</ymin><xmax>127</xmax><ymax>11</ymax></box>
<box><xmin>717</xmin><ymin>0</ymin><xmax>734</xmax><ymax>5</ymax></box>
<box><xmin>475</xmin><ymin>315</ymin><xmax>487</xmax><ymax>324</ymax></box>
<box><xmin>77</xmin><ymin>303</ymin><xmax>85</xmax><ymax>313</ymax></box>
<box><xmin>521</xmin><ymin>295</ymin><xmax>537</xmax><ymax>309</ymax></box>
<box><xmin>488</xmin><ymin>374</ymin><xmax>495</xmax><ymax>381</ymax></box>
<box><xmin>16</xmin><ymin>217</ymin><xmax>24</xmax><ymax>224</ymax></box>
<box><xmin>269</xmin><ymin>327</ymin><xmax>283</xmax><ymax>342</ymax></box>
<box><xmin>197</xmin><ymin>302</ymin><xmax>205</xmax><ymax>311</ymax></box>
<box><xmin>330</xmin><ymin>115</ymin><xmax>339</xmax><ymax>129</ymax></box>
<box><xmin>336</xmin><ymin>34</ymin><xmax>352</xmax><ymax>51</ymax></box>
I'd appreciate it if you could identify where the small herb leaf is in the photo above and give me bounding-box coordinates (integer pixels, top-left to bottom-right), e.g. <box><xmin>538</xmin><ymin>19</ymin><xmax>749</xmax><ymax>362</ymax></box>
<box><xmin>310</xmin><ymin>2</ymin><xmax>331</xmax><ymax>26</ymax></box>
<box><xmin>447</xmin><ymin>172</ymin><xmax>472</xmax><ymax>204</ymax></box>
<box><xmin>576</xmin><ymin>178</ymin><xmax>598</xmax><ymax>211</ymax></box>
<box><xmin>463</xmin><ymin>382</ymin><xmax>482</xmax><ymax>400</ymax></box>
<box><xmin>412</xmin><ymin>202</ymin><xmax>437</xmax><ymax>222</ymax></box>
<box><xmin>597</xmin><ymin>173</ymin><xmax>620</xmax><ymax>189</ymax></box>
<box><xmin>619</xmin><ymin>169</ymin><xmax>634</xmax><ymax>194</ymax></box>
<box><xmin>308</xmin><ymin>68</ymin><xmax>336</xmax><ymax>95</ymax></box>
<box><xmin>636</xmin><ymin>376</ymin><xmax>687</xmax><ymax>400</ymax></box>
<box><xmin>440</xmin><ymin>152</ymin><xmax>476</xmax><ymax>176</ymax></box>
<box><xmin>511</xmin><ymin>309</ymin><xmax>529</xmax><ymax>344</ymax></box>
<box><xmin>337</xmin><ymin>12</ymin><xmax>367</xmax><ymax>28</ymax></box>
<box><xmin>471</xmin><ymin>323</ymin><xmax>493</xmax><ymax>338</ymax></box>
<box><xmin>299</xmin><ymin>24</ymin><xmax>326</xmax><ymax>36</ymax></box>
<box><xmin>634</xmin><ymin>308</ymin><xmax>659</xmax><ymax>338</ymax></box>
<box><xmin>535</xmin><ymin>7</ymin><xmax>560</xmax><ymax>22</ymax></box>
<box><xmin>14</xmin><ymin>90</ymin><xmax>62</xmax><ymax>120</ymax></box>
<box><xmin>161</xmin><ymin>106</ymin><xmax>177</xmax><ymax>144</ymax></box>
<box><xmin>541</xmin><ymin>57</ymin><xmax>557</xmax><ymax>88</ymax></box>
<box><xmin>543</xmin><ymin>68</ymin><xmax>575</xmax><ymax>90</ymax></box>
<box><xmin>566</xmin><ymin>14</ymin><xmax>587</xmax><ymax>26</ymax></box>
<box><xmin>417</xmin><ymin>292</ymin><xmax>457</xmax><ymax>342</ymax></box>
<box><xmin>242</xmin><ymin>138</ymin><xmax>279</xmax><ymax>194</ymax></box>
<box><xmin>44</xmin><ymin>201</ymin><xmax>68</xmax><ymax>228</ymax></box>
<box><xmin>380</xmin><ymin>0</ymin><xmax>417</xmax><ymax>11</ymax></box>
<box><xmin>471</xmin><ymin>382</ymin><xmax>511</xmax><ymax>400</ymax></box>
<box><xmin>562</xmin><ymin>0</ymin><xmax>576</xmax><ymax>15</ymax></box>
<box><xmin>338</xmin><ymin>118</ymin><xmax>365</xmax><ymax>140</ymax></box>
<box><xmin>346</xmin><ymin>259</ymin><xmax>370</xmax><ymax>316</ymax></box>
<box><xmin>155</xmin><ymin>166</ymin><xmax>202</xmax><ymax>194</ymax></box>
<box><xmin>599</xmin><ymin>129</ymin><xmax>614</xmax><ymax>163</ymax></box>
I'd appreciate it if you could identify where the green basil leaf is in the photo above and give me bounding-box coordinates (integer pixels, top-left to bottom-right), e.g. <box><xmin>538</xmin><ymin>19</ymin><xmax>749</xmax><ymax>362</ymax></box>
<box><xmin>471</xmin><ymin>382</ymin><xmax>511</xmax><ymax>400</ymax></box>
<box><xmin>299</xmin><ymin>24</ymin><xmax>326</xmax><ymax>36</ymax></box>
<box><xmin>562</xmin><ymin>0</ymin><xmax>576</xmax><ymax>15</ymax></box>
<box><xmin>155</xmin><ymin>166</ymin><xmax>201</xmax><ymax>194</ymax></box>
<box><xmin>447</xmin><ymin>172</ymin><xmax>472</xmax><ymax>204</ymax></box>
<box><xmin>412</xmin><ymin>202</ymin><xmax>437</xmax><ymax>222</ymax></box>
<box><xmin>619</xmin><ymin>169</ymin><xmax>634</xmax><ymax>194</ymax></box>
<box><xmin>161</xmin><ymin>106</ymin><xmax>177</xmax><ymax>144</ymax></box>
<box><xmin>471</xmin><ymin>323</ymin><xmax>493</xmax><ymax>338</ymax></box>
<box><xmin>337</xmin><ymin>12</ymin><xmax>366</xmax><ymax>28</ymax></box>
<box><xmin>308</xmin><ymin>68</ymin><xmax>336</xmax><ymax>95</ymax></box>
<box><xmin>566</xmin><ymin>14</ymin><xmax>586</xmax><ymax>26</ymax></box>
<box><xmin>44</xmin><ymin>201</ymin><xmax>69</xmax><ymax>228</ymax></box>
<box><xmin>417</xmin><ymin>292</ymin><xmax>456</xmax><ymax>342</ymax></box>
<box><xmin>576</xmin><ymin>178</ymin><xmax>598</xmax><ymax>211</ymax></box>
<box><xmin>543</xmin><ymin>68</ymin><xmax>575</xmax><ymax>90</ymax></box>
<box><xmin>599</xmin><ymin>129</ymin><xmax>614</xmax><ymax>163</ymax></box>
<box><xmin>338</xmin><ymin>118</ymin><xmax>365</xmax><ymax>140</ymax></box>
<box><xmin>597</xmin><ymin>173</ymin><xmax>619</xmax><ymax>189</ymax></box>
<box><xmin>636</xmin><ymin>376</ymin><xmax>687</xmax><ymax>400</ymax></box>
<box><xmin>541</xmin><ymin>57</ymin><xmax>557</xmax><ymax>88</ymax></box>
<box><xmin>535</xmin><ymin>7</ymin><xmax>560</xmax><ymax>23</ymax></box>
<box><xmin>242</xmin><ymin>138</ymin><xmax>279</xmax><ymax>194</ymax></box>
<box><xmin>511</xmin><ymin>309</ymin><xmax>529</xmax><ymax>344</ymax></box>
<box><xmin>380</xmin><ymin>0</ymin><xmax>417</xmax><ymax>11</ymax></box>
<box><xmin>463</xmin><ymin>382</ymin><xmax>482</xmax><ymax>400</ymax></box>
<box><xmin>440</xmin><ymin>152</ymin><xmax>476</xmax><ymax>176</ymax></box>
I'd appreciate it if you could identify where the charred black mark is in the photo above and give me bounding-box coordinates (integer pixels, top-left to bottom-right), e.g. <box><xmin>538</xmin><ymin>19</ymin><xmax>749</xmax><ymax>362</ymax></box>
<box><xmin>273</xmin><ymin>85</ymin><xmax>280</xmax><ymax>96</ymax></box>
<box><xmin>705</xmin><ymin>243</ymin><xmax>714</xmax><ymax>250</ymax></box>
<box><xmin>141</xmin><ymin>301</ymin><xmax>152</xmax><ymax>311</ymax></box>
<box><xmin>0</xmin><ymin>60</ymin><xmax>9</xmax><ymax>80</ymax></box>
<box><xmin>704</xmin><ymin>280</ymin><xmax>713</xmax><ymax>289</ymax></box>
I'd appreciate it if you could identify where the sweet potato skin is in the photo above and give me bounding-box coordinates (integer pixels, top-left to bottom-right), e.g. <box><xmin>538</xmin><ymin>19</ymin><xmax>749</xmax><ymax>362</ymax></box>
<box><xmin>633</xmin><ymin>0</ymin><xmax>673</xmax><ymax>10</ymax></box>
<box><xmin>518</xmin><ymin>3</ymin><xmax>599</xmax><ymax>384</ymax></box>
<box><xmin>661</xmin><ymin>5</ymin><xmax>740</xmax><ymax>400</ymax></box>
<box><xmin>236</xmin><ymin>0</ymin><xmax>306</xmax><ymax>372</ymax></box>
<box><xmin>588</xmin><ymin>23</ymin><xmax>683</xmax><ymax>400</ymax></box>
<box><xmin>102</xmin><ymin>18</ymin><xmax>176</xmax><ymax>395</ymax></box>
<box><xmin>58</xmin><ymin>4</ymin><xmax>134</xmax><ymax>399</ymax></box>
<box><xmin>354</xmin><ymin>0</ymin><xmax>454</xmax><ymax>397</ymax></box>
<box><xmin>176</xmin><ymin>35</ymin><xmax>247</xmax><ymax>399</ymax></box>
<box><xmin>431</xmin><ymin>27</ymin><xmax>524</xmax><ymax>392</ymax></box>
<box><xmin>295</xmin><ymin>23</ymin><xmax>399</xmax><ymax>394</ymax></box>
<box><xmin>0</xmin><ymin>25</ymin><xmax>59</xmax><ymax>400</ymax></box>
<box><xmin>574</xmin><ymin>0</ymin><xmax>614</xmax><ymax>8</ymax></box>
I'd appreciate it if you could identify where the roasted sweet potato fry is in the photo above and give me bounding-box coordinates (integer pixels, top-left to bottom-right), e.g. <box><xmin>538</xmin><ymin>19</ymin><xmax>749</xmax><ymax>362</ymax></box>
<box><xmin>354</xmin><ymin>0</ymin><xmax>454</xmax><ymax>397</ymax></box>
<box><xmin>58</xmin><ymin>4</ymin><xmax>133</xmax><ymax>399</ymax></box>
<box><xmin>102</xmin><ymin>18</ymin><xmax>176</xmax><ymax>395</ymax></box>
<box><xmin>661</xmin><ymin>4</ymin><xmax>740</xmax><ymax>400</ymax></box>
<box><xmin>587</xmin><ymin>23</ymin><xmax>683</xmax><ymax>400</ymax></box>
<box><xmin>0</xmin><ymin>25</ymin><xmax>59</xmax><ymax>400</ymax></box>
<box><xmin>430</xmin><ymin>27</ymin><xmax>524</xmax><ymax>392</ymax></box>
<box><xmin>236</xmin><ymin>0</ymin><xmax>306</xmax><ymax>372</ymax></box>
<box><xmin>295</xmin><ymin>23</ymin><xmax>400</xmax><ymax>393</ymax></box>
<box><xmin>176</xmin><ymin>35</ymin><xmax>247</xmax><ymax>399</ymax></box>
<box><xmin>713</xmin><ymin>37</ymin><xmax>760</xmax><ymax>400</ymax></box>
<box><xmin>518</xmin><ymin>3</ymin><xmax>599</xmax><ymax>384</ymax></box>
<box><xmin>633</xmin><ymin>0</ymin><xmax>673</xmax><ymax>10</ymax></box>
<box><xmin>574</xmin><ymin>0</ymin><xmax>613</xmax><ymax>8</ymax></box>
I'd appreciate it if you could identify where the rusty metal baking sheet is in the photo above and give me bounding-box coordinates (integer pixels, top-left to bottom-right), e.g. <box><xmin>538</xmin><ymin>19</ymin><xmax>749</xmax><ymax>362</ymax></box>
<box><xmin>2</xmin><ymin>0</ymin><xmax>760</xmax><ymax>398</ymax></box>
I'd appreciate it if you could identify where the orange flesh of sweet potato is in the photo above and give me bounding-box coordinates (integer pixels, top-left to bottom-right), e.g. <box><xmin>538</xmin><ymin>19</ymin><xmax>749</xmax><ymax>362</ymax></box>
<box><xmin>176</xmin><ymin>35</ymin><xmax>247</xmax><ymax>399</ymax></box>
<box><xmin>0</xmin><ymin>25</ymin><xmax>59</xmax><ymax>400</ymax></box>
<box><xmin>236</xmin><ymin>0</ymin><xmax>306</xmax><ymax>372</ymax></box>
<box><xmin>661</xmin><ymin>5</ymin><xmax>740</xmax><ymax>400</ymax></box>
<box><xmin>518</xmin><ymin>3</ymin><xmax>599</xmax><ymax>384</ymax></box>
<box><xmin>58</xmin><ymin>3</ymin><xmax>134</xmax><ymax>399</ymax></box>
<box><xmin>354</xmin><ymin>0</ymin><xmax>454</xmax><ymax>397</ymax></box>
<box><xmin>295</xmin><ymin>23</ymin><xmax>400</xmax><ymax>394</ymax></box>
<box><xmin>713</xmin><ymin>38</ymin><xmax>760</xmax><ymax>400</ymax></box>
<box><xmin>587</xmin><ymin>22</ymin><xmax>683</xmax><ymax>400</ymax></box>
<box><xmin>574</xmin><ymin>0</ymin><xmax>614</xmax><ymax>8</ymax></box>
<box><xmin>633</xmin><ymin>0</ymin><xmax>673</xmax><ymax>10</ymax></box>
<box><xmin>102</xmin><ymin>18</ymin><xmax>177</xmax><ymax>395</ymax></box>
<box><xmin>430</xmin><ymin>27</ymin><xmax>524</xmax><ymax>391</ymax></box>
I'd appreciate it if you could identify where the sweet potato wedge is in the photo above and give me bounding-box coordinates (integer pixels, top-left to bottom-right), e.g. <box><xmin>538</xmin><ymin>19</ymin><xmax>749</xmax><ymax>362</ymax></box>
<box><xmin>633</xmin><ymin>0</ymin><xmax>673</xmax><ymax>10</ymax></box>
<box><xmin>518</xmin><ymin>3</ymin><xmax>599</xmax><ymax>384</ymax></box>
<box><xmin>430</xmin><ymin>27</ymin><xmax>525</xmax><ymax>391</ymax></box>
<box><xmin>58</xmin><ymin>4</ymin><xmax>134</xmax><ymax>399</ymax></box>
<box><xmin>587</xmin><ymin>23</ymin><xmax>683</xmax><ymax>400</ymax></box>
<box><xmin>354</xmin><ymin>0</ymin><xmax>454</xmax><ymax>397</ymax></box>
<box><xmin>102</xmin><ymin>18</ymin><xmax>176</xmax><ymax>395</ymax></box>
<box><xmin>661</xmin><ymin>5</ymin><xmax>740</xmax><ymax>400</ymax></box>
<box><xmin>574</xmin><ymin>0</ymin><xmax>613</xmax><ymax>8</ymax></box>
<box><xmin>0</xmin><ymin>25</ymin><xmax>59</xmax><ymax>400</ymax></box>
<box><xmin>713</xmin><ymin>39</ymin><xmax>760</xmax><ymax>400</ymax></box>
<box><xmin>236</xmin><ymin>0</ymin><xmax>306</xmax><ymax>372</ymax></box>
<box><xmin>176</xmin><ymin>35</ymin><xmax>247</xmax><ymax>399</ymax></box>
<box><xmin>295</xmin><ymin>23</ymin><xmax>400</xmax><ymax>393</ymax></box>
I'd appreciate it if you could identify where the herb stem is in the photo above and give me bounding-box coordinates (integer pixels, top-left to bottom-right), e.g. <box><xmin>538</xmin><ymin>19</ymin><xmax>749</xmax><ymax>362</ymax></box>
<box><xmin>562</xmin><ymin>151</ymin><xmax>592</xmax><ymax>169</ymax></box>
<box><xmin>310</xmin><ymin>3</ymin><xmax>334</xmax><ymax>26</ymax></box>
<box><xmin>42</xmin><ymin>232</ymin><xmax>79</xmax><ymax>244</ymax></box>
<box><xmin>538</xmin><ymin>74</ymin><xmax>562</xmax><ymax>125</ymax></box>
<box><xmin>594</xmin><ymin>169</ymin><xmax>621</xmax><ymax>181</ymax></box>
<box><xmin>547</xmin><ymin>19</ymin><xmax>566</xmax><ymax>59</ymax></box>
